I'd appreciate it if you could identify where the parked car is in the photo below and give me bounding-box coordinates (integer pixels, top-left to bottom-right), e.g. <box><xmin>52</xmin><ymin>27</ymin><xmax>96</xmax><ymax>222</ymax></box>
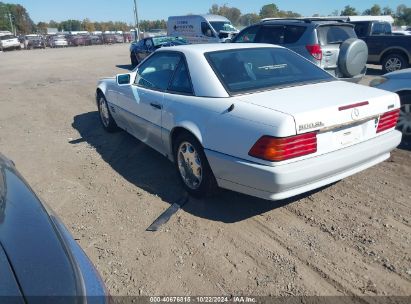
<box><xmin>370</xmin><ymin>68</ymin><xmax>411</xmax><ymax>136</ymax></box>
<box><xmin>96</xmin><ymin>44</ymin><xmax>401</xmax><ymax>201</ymax></box>
<box><xmin>0</xmin><ymin>34</ymin><xmax>21</xmax><ymax>51</ymax></box>
<box><xmin>0</xmin><ymin>153</ymin><xmax>108</xmax><ymax>302</ymax></box>
<box><xmin>102</xmin><ymin>33</ymin><xmax>116</xmax><ymax>44</ymax></box>
<box><xmin>129</xmin><ymin>36</ymin><xmax>188</xmax><ymax>67</ymax></box>
<box><xmin>69</xmin><ymin>34</ymin><xmax>89</xmax><ymax>46</ymax></box>
<box><xmin>89</xmin><ymin>34</ymin><xmax>103</xmax><ymax>45</ymax></box>
<box><xmin>50</xmin><ymin>35</ymin><xmax>68</xmax><ymax>48</ymax></box>
<box><xmin>350</xmin><ymin>20</ymin><xmax>411</xmax><ymax>73</ymax></box>
<box><xmin>232</xmin><ymin>18</ymin><xmax>368</xmax><ymax>82</ymax></box>
<box><xmin>114</xmin><ymin>34</ymin><xmax>124</xmax><ymax>43</ymax></box>
<box><xmin>25</xmin><ymin>35</ymin><xmax>46</xmax><ymax>49</ymax></box>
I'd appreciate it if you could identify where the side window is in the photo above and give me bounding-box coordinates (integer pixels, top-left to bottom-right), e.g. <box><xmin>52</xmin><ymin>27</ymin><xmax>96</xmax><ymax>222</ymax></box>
<box><xmin>135</xmin><ymin>52</ymin><xmax>181</xmax><ymax>91</ymax></box>
<box><xmin>135</xmin><ymin>40</ymin><xmax>144</xmax><ymax>48</ymax></box>
<box><xmin>168</xmin><ymin>60</ymin><xmax>193</xmax><ymax>95</ymax></box>
<box><xmin>371</xmin><ymin>23</ymin><xmax>384</xmax><ymax>35</ymax></box>
<box><xmin>201</xmin><ymin>22</ymin><xmax>214</xmax><ymax>37</ymax></box>
<box><xmin>256</xmin><ymin>26</ymin><xmax>285</xmax><ymax>44</ymax></box>
<box><xmin>234</xmin><ymin>26</ymin><xmax>259</xmax><ymax>42</ymax></box>
<box><xmin>354</xmin><ymin>23</ymin><xmax>367</xmax><ymax>37</ymax></box>
<box><xmin>145</xmin><ymin>39</ymin><xmax>153</xmax><ymax>48</ymax></box>
<box><xmin>284</xmin><ymin>26</ymin><xmax>306</xmax><ymax>44</ymax></box>
<box><xmin>384</xmin><ymin>23</ymin><xmax>391</xmax><ymax>34</ymax></box>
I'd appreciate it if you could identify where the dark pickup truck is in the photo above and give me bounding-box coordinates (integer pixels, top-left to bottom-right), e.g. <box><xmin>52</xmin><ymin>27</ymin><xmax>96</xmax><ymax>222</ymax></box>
<box><xmin>350</xmin><ymin>21</ymin><xmax>411</xmax><ymax>73</ymax></box>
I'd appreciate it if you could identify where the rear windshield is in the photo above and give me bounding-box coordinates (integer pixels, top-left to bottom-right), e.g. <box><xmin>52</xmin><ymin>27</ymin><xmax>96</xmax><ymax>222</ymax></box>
<box><xmin>257</xmin><ymin>25</ymin><xmax>307</xmax><ymax>44</ymax></box>
<box><xmin>317</xmin><ymin>25</ymin><xmax>356</xmax><ymax>44</ymax></box>
<box><xmin>206</xmin><ymin>48</ymin><xmax>333</xmax><ymax>95</ymax></box>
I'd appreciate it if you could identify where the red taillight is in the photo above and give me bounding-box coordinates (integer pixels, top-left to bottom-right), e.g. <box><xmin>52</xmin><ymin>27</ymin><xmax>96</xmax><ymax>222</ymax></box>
<box><xmin>306</xmin><ymin>44</ymin><xmax>322</xmax><ymax>61</ymax></box>
<box><xmin>377</xmin><ymin>109</ymin><xmax>400</xmax><ymax>133</ymax></box>
<box><xmin>249</xmin><ymin>132</ymin><xmax>317</xmax><ymax>162</ymax></box>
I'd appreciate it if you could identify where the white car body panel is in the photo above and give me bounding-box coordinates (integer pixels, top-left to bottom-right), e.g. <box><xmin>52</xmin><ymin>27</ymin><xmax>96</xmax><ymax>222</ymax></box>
<box><xmin>0</xmin><ymin>37</ymin><xmax>20</xmax><ymax>49</ymax></box>
<box><xmin>51</xmin><ymin>38</ymin><xmax>68</xmax><ymax>47</ymax></box>
<box><xmin>96</xmin><ymin>43</ymin><xmax>401</xmax><ymax>201</ymax></box>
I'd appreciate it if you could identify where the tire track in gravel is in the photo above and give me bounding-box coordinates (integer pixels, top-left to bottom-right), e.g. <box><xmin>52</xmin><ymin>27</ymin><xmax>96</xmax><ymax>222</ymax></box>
<box><xmin>271</xmin><ymin>203</ymin><xmax>411</xmax><ymax>295</ymax></box>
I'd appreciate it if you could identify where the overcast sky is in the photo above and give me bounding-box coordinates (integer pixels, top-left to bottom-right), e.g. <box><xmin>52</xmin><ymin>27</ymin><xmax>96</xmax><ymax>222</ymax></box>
<box><xmin>4</xmin><ymin>0</ymin><xmax>406</xmax><ymax>23</ymax></box>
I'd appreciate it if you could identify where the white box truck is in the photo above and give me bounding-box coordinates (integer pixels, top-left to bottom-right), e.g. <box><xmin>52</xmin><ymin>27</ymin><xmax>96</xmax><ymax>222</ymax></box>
<box><xmin>167</xmin><ymin>14</ymin><xmax>239</xmax><ymax>44</ymax></box>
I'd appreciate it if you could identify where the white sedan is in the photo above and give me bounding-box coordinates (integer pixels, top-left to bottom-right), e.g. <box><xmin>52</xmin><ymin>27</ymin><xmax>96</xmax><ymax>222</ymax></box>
<box><xmin>96</xmin><ymin>44</ymin><xmax>401</xmax><ymax>201</ymax></box>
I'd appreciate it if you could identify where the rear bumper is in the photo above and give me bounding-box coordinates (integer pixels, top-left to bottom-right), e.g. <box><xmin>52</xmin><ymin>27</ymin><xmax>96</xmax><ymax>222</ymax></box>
<box><xmin>205</xmin><ymin>130</ymin><xmax>401</xmax><ymax>201</ymax></box>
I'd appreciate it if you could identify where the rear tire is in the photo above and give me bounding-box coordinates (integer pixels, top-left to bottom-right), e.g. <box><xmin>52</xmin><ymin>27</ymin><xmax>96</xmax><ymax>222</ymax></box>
<box><xmin>382</xmin><ymin>53</ymin><xmax>408</xmax><ymax>73</ymax></box>
<box><xmin>173</xmin><ymin>132</ymin><xmax>218</xmax><ymax>198</ymax></box>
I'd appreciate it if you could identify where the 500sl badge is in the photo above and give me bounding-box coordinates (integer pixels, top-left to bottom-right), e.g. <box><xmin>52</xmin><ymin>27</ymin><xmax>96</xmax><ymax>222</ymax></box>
<box><xmin>298</xmin><ymin>121</ymin><xmax>324</xmax><ymax>131</ymax></box>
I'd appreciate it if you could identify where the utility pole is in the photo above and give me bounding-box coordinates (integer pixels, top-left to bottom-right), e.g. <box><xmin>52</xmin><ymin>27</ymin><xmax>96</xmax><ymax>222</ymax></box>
<box><xmin>133</xmin><ymin>0</ymin><xmax>140</xmax><ymax>41</ymax></box>
<box><xmin>7</xmin><ymin>13</ymin><xmax>15</xmax><ymax>35</ymax></box>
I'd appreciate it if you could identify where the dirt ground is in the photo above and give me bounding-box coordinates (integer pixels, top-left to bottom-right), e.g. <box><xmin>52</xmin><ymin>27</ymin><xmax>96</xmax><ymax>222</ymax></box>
<box><xmin>0</xmin><ymin>45</ymin><xmax>410</xmax><ymax>297</ymax></box>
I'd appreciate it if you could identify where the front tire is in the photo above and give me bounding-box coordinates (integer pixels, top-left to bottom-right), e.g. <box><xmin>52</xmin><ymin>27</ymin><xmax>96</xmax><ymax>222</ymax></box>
<box><xmin>173</xmin><ymin>132</ymin><xmax>218</xmax><ymax>197</ymax></box>
<box><xmin>382</xmin><ymin>53</ymin><xmax>408</xmax><ymax>73</ymax></box>
<box><xmin>97</xmin><ymin>94</ymin><xmax>118</xmax><ymax>132</ymax></box>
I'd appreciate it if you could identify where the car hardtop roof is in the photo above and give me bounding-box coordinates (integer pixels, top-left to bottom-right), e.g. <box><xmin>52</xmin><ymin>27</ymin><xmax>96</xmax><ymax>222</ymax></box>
<box><xmin>169</xmin><ymin>14</ymin><xmax>230</xmax><ymax>22</ymax></box>
<box><xmin>157</xmin><ymin>43</ymin><xmax>282</xmax><ymax>55</ymax></box>
<box><xmin>261</xmin><ymin>17</ymin><xmax>349</xmax><ymax>26</ymax></box>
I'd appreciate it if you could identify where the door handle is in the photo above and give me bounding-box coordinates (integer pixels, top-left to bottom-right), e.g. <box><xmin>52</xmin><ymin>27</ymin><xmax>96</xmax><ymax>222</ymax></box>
<box><xmin>150</xmin><ymin>103</ymin><xmax>162</xmax><ymax>110</ymax></box>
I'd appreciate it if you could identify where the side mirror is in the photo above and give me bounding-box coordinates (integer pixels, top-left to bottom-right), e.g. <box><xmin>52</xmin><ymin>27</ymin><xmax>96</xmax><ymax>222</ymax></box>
<box><xmin>116</xmin><ymin>74</ymin><xmax>131</xmax><ymax>86</ymax></box>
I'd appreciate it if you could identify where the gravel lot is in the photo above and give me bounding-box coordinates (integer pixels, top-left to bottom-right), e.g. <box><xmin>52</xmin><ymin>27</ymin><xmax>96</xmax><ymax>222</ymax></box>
<box><xmin>0</xmin><ymin>45</ymin><xmax>410</xmax><ymax>297</ymax></box>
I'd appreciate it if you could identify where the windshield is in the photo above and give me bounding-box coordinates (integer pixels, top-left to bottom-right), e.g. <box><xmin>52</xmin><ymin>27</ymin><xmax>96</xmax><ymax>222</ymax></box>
<box><xmin>152</xmin><ymin>36</ymin><xmax>187</xmax><ymax>46</ymax></box>
<box><xmin>209</xmin><ymin>21</ymin><xmax>237</xmax><ymax>33</ymax></box>
<box><xmin>206</xmin><ymin>48</ymin><xmax>333</xmax><ymax>94</ymax></box>
<box><xmin>27</xmin><ymin>36</ymin><xmax>41</xmax><ymax>40</ymax></box>
<box><xmin>0</xmin><ymin>35</ymin><xmax>15</xmax><ymax>40</ymax></box>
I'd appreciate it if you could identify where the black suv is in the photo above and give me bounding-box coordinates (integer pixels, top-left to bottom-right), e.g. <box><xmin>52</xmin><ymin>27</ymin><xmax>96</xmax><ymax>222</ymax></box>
<box><xmin>232</xmin><ymin>18</ymin><xmax>368</xmax><ymax>82</ymax></box>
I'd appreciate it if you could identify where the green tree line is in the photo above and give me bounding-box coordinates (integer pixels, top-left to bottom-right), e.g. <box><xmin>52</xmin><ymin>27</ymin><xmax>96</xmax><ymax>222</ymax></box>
<box><xmin>1</xmin><ymin>2</ymin><xmax>411</xmax><ymax>35</ymax></box>
<box><xmin>0</xmin><ymin>1</ymin><xmax>35</xmax><ymax>33</ymax></box>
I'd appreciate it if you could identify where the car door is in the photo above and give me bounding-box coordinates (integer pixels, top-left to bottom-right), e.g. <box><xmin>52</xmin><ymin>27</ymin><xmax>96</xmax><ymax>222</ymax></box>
<box><xmin>125</xmin><ymin>52</ymin><xmax>182</xmax><ymax>153</ymax></box>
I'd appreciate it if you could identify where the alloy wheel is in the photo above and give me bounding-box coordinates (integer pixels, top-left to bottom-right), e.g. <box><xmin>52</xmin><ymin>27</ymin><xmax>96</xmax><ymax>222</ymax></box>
<box><xmin>177</xmin><ymin>141</ymin><xmax>202</xmax><ymax>190</ymax></box>
<box><xmin>385</xmin><ymin>58</ymin><xmax>402</xmax><ymax>72</ymax></box>
<box><xmin>99</xmin><ymin>97</ymin><xmax>110</xmax><ymax>128</ymax></box>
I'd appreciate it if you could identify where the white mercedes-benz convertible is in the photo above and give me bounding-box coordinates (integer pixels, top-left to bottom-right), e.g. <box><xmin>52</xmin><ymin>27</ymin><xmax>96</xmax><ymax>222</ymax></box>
<box><xmin>96</xmin><ymin>43</ymin><xmax>401</xmax><ymax>201</ymax></box>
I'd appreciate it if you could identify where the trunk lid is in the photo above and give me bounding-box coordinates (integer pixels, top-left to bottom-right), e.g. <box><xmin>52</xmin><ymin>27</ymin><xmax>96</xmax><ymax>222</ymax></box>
<box><xmin>238</xmin><ymin>80</ymin><xmax>400</xmax><ymax>158</ymax></box>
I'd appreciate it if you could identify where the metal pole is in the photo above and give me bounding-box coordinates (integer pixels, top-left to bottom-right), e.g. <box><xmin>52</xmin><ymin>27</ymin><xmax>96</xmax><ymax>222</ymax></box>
<box><xmin>133</xmin><ymin>0</ymin><xmax>140</xmax><ymax>41</ymax></box>
<box><xmin>7</xmin><ymin>13</ymin><xmax>15</xmax><ymax>35</ymax></box>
